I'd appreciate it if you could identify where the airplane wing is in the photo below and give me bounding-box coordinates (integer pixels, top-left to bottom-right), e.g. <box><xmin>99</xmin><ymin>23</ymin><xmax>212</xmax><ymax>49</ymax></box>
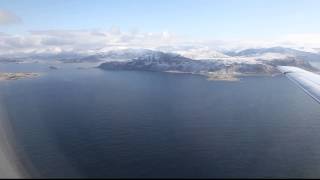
<box><xmin>278</xmin><ymin>66</ymin><xmax>320</xmax><ymax>103</ymax></box>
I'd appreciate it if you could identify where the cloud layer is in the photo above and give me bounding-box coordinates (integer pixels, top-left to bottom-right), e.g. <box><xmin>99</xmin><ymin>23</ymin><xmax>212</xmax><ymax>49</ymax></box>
<box><xmin>0</xmin><ymin>29</ymin><xmax>189</xmax><ymax>55</ymax></box>
<box><xmin>0</xmin><ymin>28</ymin><xmax>320</xmax><ymax>56</ymax></box>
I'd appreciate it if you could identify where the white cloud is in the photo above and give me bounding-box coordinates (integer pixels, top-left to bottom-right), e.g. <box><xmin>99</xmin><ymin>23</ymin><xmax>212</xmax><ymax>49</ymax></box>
<box><xmin>0</xmin><ymin>29</ymin><xmax>186</xmax><ymax>55</ymax></box>
<box><xmin>279</xmin><ymin>33</ymin><xmax>320</xmax><ymax>52</ymax></box>
<box><xmin>0</xmin><ymin>10</ymin><xmax>21</xmax><ymax>25</ymax></box>
<box><xmin>0</xmin><ymin>28</ymin><xmax>320</xmax><ymax>56</ymax></box>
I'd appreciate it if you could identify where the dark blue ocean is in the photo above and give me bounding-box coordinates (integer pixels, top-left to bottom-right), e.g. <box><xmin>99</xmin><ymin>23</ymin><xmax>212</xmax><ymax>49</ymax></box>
<box><xmin>1</xmin><ymin>63</ymin><xmax>320</xmax><ymax>178</ymax></box>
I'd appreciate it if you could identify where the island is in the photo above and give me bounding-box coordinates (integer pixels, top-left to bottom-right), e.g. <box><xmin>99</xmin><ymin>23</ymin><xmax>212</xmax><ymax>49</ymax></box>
<box><xmin>0</xmin><ymin>72</ymin><xmax>39</xmax><ymax>81</ymax></box>
<box><xmin>49</xmin><ymin>66</ymin><xmax>59</xmax><ymax>70</ymax></box>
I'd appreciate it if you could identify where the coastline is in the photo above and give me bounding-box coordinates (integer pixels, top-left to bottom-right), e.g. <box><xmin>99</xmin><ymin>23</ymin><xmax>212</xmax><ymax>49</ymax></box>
<box><xmin>0</xmin><ymin>73</ymin><xmax>40</xmax><ymax>81</ymax></box>
<box><xmin>165</xmin><ymin>70</ymin><xmax>241</xmax><ymax>81</ymax></box>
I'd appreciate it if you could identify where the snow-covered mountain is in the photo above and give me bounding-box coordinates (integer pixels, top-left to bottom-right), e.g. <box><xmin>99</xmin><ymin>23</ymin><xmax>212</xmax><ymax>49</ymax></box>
<box><xmin>0</xmin><ymin>48</ymin><xmax>157</xmax><ymax>63</ymax></box>
<box><xmin>225</xmin><ymin>46</ymin><xmax>320</xmax><ymax>61</ymax></box>
<box><xmin>96</xmin><ymin>48</ymin><xmax>156</xmax><ymax>61</ymax></box>
<box><xmin>1</xmin><ymin>46</ymin><xmax>319</xmax><ymax>78</ymax></box>
<box><xmin>174</xmin><ymin>48</ymin><xmax>230</xmax><ymax>60</ymax></box>
<box><xmin>98</xmin><ymin>49</ymin><xmax>315</xmax><ymax>77</ymax></box>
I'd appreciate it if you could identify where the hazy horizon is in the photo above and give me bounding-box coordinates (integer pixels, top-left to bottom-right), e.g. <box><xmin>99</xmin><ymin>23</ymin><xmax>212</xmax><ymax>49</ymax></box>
<box><xmin>1</xmin><ymin>0</ymin><xmax>320</xmax><ymax>55</ymax></box>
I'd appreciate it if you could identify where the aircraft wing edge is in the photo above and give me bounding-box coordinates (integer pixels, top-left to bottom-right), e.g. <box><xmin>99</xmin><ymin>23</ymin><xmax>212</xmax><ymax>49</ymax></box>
<box><xmin>278</xmin><ymin>66</ymin><xmax>320</xmax><ymax>104</ymax></box>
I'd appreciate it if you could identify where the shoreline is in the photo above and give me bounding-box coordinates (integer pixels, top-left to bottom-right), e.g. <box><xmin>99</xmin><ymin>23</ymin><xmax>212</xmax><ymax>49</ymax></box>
<box><xmin>0</xmin><ymin>73</ymin><xmax>40</xmax><ymax>81</ymax></box>
<box><xmin>165</xmin><ymin>70</ymin><xmax>241</xmax><ymax>81</ymax></box>
<box><xmin>160</xmin><ymin>70</ymin><xmax>277</xmax><ymax>81</ymax></box>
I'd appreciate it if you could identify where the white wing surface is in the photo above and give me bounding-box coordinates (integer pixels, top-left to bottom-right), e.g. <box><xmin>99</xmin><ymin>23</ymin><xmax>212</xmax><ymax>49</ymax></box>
<box><xmin>278</xmin><ymin>66</ymin><xmax>320</xmax><ymax>103</ymax></box>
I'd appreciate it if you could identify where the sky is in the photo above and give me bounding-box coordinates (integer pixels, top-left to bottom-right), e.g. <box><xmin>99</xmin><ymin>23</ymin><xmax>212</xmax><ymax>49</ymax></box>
<box><xmin>1</xmin><ymin>0</ymin><xmax>320</xmax><ymax>54</ymax></box>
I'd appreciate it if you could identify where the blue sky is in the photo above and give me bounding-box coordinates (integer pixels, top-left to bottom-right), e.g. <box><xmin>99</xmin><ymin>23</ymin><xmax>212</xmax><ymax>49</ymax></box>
<box><xmin>1</xmin><ymin>0</ymin><xmax>320</xmax><ymax>39</ymax></box>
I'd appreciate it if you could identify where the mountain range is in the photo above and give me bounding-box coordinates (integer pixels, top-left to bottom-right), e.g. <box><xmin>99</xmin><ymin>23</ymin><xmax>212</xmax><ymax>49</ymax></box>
<box><xmin>97</xmin><ymin>47</ymin><xmax>320</xmax><ymax>78</ymax></box>
<box><xmin>1</xmin><ymin>47</ymin><xmax>320</xmax><ymax>79</ymax></box>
